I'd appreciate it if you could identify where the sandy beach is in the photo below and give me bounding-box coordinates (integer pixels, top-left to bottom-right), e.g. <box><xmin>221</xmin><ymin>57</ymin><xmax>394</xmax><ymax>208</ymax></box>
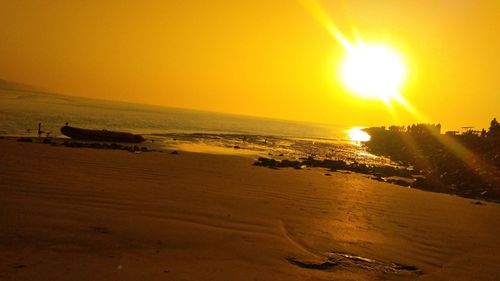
<box><xmin>1</xmin><ymin>139</ymin><xmax>500</xmax><ymax>281</ymax></box>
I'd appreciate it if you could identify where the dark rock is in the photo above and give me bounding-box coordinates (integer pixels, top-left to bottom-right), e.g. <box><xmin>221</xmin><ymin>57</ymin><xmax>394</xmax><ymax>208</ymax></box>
<box><xmin>386</xmin><ymin>178</ymin><xmax>411</xmax><ymax>187</ymax></box>
<box><xmin>286</xmin><ymin>257</ymin><xmax>337</xmax><ymax>270</ymax></box>
<box><xmin>320</xmin><ymin>159</ymin><xmax>347</xmax><ymax>170</ymax></box>
<box><xmin>393</xmin><ymin>263</ymin><xmax>420</xmax><ymax>271</ymax></box>
<box><xmin>66</xmin><ymin>142</ymin><xmax>83</xmax><ymax>147</ymax></box>
<box><xmin>110</xmin><ymin>143</ymin><xmax>122</xmax><ymax>150</ymax></box>
<box><xmin>171</xmin><ymin>151</ymin><xmax>179</xmax><ymax>155</ymax></box>
<box><xmin>91</xmin><ymin>143</ymin><xmax>103</xmax><ymax>149</ymax></box>
<box><xmin>17</xmin><ymin>137</ymin><xmax>32</xmax><ymax>142</ymax></box>
<box><xmin>254</xmin><ymin>157</ymin><xmax>278</xmax><ymax>168</ymax></box>
<box><xmin>279</xmin><ymin>159</ymin><xmax>301</xmax><ymax>168</ymax></box>
<box><xmin>411</xmin><ymin>177</ymin><xmax>426</xmax><ymax>187</ymax></box>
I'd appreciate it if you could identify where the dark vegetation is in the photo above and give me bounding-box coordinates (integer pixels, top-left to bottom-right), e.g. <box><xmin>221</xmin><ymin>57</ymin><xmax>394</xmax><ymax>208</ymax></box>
<box><xmin>364</xmin><ymin>118</ymin><xmax>500</xmax><ymax>201</ymax></box>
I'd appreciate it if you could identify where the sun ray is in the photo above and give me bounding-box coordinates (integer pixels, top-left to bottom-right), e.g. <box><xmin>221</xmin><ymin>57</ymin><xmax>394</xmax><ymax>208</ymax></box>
<box><xmin>422</xmin><ymin>123</ymin><xmax>500</xmax><ymax>185</ymax></box>
<box><xmin>383</xmin><ymin>98</ymin><xmax>400</xmax><ymax>123</ymax></box>
<box><xmin>392</xmin><ymin>93</ymin><xmax>428</xmax><ymax>122</ymax></box>
<box><xmin>298</xmin><ymin>0</ymin><xmax>351</xmax><ymax>50</ymax></box>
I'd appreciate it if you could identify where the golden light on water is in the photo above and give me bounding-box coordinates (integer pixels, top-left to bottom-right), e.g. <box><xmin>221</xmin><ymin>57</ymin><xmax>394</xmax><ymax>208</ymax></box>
<box><xmin>340</xmin><ymin>43</ymin><xmax>407</xmax><ymax>101</ymax></box>
<box><xmin>347</xmin><ymin>127</ymin><xmax>371</xmax><ymax>142</ymax></box>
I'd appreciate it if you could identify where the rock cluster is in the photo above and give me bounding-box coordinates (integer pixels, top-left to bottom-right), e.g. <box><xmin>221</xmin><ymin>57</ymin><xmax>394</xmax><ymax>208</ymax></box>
<box><xmin>16</xmin><ymin>137</ymin><xmax>33</xmax><ymax>142</ymax></box>
<box><xmin>254</xmin><ymin>156</ymin><xmax>413</xmax><ymax>180</ymax></box>
<box><xmin>63</xmin><ymin>141</ymin><xmax>154</xmax><ymax>152</ymax></box>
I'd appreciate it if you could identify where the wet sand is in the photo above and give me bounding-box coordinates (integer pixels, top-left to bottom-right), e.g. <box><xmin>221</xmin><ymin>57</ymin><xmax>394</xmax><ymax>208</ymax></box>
<box><xmin>1</xmin><ymin>139</ymin><xmax>500</xmax><ymax>280</ymax></box>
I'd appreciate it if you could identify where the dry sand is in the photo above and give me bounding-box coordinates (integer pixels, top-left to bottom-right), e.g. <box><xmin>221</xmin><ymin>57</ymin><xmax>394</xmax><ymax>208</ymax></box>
<box><xmin>1</xmin><ymin>139</ymin><xmax>500</xmax><ymax>280</ymax></box>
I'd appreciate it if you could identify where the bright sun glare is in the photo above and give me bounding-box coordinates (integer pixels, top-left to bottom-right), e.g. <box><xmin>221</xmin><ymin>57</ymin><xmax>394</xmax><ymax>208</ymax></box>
<box><xmin>347</xmin><ymin>127</ymin><xmax>371</xmax><ymax>142</ymax></box>
<box><xmin>300</xmin><ymin>0</ymin><xmax>424</xmax><ymax>122</ymax></box>
<box><xmin>340</xmin><ymin>44</ymin><xmax>407</xmax><ymax>100</ymax></box>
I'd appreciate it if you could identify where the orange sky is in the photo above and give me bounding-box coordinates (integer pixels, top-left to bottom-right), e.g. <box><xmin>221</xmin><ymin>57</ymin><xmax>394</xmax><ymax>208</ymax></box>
<box><xmin>1</xmin><ymin>0</ymin><xmax>499</xmax><ymax>130</ymax></box>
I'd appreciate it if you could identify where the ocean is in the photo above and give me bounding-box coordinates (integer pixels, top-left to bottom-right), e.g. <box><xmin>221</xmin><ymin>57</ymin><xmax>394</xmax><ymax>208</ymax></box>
<box><xmin>0</xmin><ymin>88</ymin><xmax>342</xmax><ymax>137</ymax></box>
<box><xmin>0</xmin><ymin>88</ymin><xmax>394</xmax><ymax>166</ymax></box>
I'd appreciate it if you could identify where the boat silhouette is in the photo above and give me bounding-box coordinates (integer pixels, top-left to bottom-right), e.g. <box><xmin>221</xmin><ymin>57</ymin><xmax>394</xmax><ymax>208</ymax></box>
<box><xmin>60</xmin><ymin>126</ymin><xmax>145</xmax><ymax>143</ymax></box>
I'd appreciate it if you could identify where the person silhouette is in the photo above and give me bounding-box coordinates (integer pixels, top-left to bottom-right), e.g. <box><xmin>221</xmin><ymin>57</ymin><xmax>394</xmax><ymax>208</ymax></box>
<box><xmin>38</xmin><ymin>123</ymin><xmax>42</xmax><ymax>137</ymax></box>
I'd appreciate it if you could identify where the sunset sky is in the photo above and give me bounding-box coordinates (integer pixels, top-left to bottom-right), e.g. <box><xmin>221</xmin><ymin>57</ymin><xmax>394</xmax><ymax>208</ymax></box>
<box><xmin>1</xmin><ymin>0</ymin><xmax>499</xmax><ymax>130</ymax></box>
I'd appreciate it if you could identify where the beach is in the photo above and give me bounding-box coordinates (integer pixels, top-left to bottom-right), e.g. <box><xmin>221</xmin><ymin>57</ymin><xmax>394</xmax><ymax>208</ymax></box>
<box><xmin>1</xmin><ymin>139</ymin><xmax>500</xmax><ymax>281</ymax></box>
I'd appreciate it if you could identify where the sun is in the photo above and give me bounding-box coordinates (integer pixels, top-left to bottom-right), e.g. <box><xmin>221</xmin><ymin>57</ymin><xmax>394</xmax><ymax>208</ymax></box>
<box><xmin>340</xmin><ymin>43</ymin><xmax>407</xmax><ymax>100</ymax></box>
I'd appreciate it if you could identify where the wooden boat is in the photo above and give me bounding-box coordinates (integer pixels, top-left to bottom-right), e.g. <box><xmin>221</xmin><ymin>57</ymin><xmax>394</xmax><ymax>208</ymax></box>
<box><xmin>60</xmin><ymin>126</ymin><xmax>145</xmax><ymax>143</ymax></box>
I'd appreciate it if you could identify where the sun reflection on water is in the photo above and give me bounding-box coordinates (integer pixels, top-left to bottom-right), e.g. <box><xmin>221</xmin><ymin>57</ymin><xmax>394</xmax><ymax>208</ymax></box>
<box><xmin>347</xmin><ymin>127</ymin><xmax>371</xmax><ymax>142</ymax></box>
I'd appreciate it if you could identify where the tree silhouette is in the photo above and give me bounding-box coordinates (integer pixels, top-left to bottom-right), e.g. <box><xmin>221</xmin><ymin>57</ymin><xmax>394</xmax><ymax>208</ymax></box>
<box><xmin>488</xmin><ymin>118</ymin><xmax>500</xmax><ymax>138</ymax></box>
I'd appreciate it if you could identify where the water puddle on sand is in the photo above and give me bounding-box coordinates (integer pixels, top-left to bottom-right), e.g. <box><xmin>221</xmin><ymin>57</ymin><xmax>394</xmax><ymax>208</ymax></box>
<box><xmin>286</xmin><ymin>253</ymin><xmax>421</xmax><ymax>276</ymax></box>
<box><xmin>165</xmin><ymin>142</ymin><xmax>258</xmax><ymax>156</ymax></box>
